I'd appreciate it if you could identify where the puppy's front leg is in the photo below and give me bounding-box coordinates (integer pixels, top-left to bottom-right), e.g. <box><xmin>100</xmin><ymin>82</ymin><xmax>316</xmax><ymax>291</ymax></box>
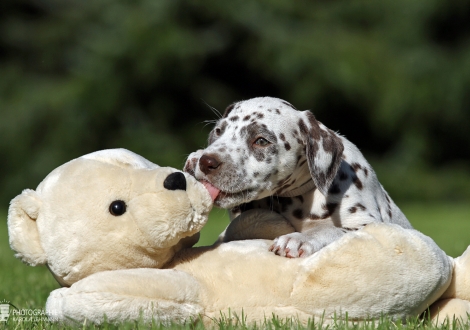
<box><xmin>269</xmin><ymin>221</ymin><xmax>348</xmax><ymax>258</ymax></box>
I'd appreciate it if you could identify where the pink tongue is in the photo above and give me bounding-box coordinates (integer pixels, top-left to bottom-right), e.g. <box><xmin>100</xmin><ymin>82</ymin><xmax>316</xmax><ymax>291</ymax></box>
<box><xmin>202</xmin><ymin>181</ymin><xmax>221</xmax><ymax>202</ymax></box>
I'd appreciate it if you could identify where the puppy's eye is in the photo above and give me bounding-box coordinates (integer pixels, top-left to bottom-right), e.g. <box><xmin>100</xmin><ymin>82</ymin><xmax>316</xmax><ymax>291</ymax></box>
<box><xmin>254</xmin><ymin>137</ymin><xmax>270</xmax><ymax>146</ymax></box>
<box><xmin>109</xmin><ymin>200</ymin><xmax>126</xmax><ymax>216</ymax></box>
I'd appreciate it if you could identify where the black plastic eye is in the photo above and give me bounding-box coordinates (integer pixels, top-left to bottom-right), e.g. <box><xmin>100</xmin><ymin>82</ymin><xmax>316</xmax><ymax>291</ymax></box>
<box><xmin>109</xmin><ymin>200</ymin><xmax>126</xmax><ymax>216</ymax></box>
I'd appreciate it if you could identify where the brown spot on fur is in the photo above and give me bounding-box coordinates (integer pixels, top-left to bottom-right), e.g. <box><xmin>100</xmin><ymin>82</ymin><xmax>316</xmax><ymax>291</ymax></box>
<box><xmin>284</xmin><ymin>142</ymin><xmax>291</xmax><ymax>151</ymax></box>
<box><xmin>279</xmin><ymin>133</ymin><xmax>286</xmax><ymax>141</ymax></box>
<box><xmin>293</xmin><ymin>209</ymin><xmax>303</xmax><ymax>219</ymax></box>
<box><xmin>309</xmin><ymin>213</ymin><xmax>321</xmax><ymax>220</ymax></box>
<box><xmin>328</xmin><ymin>184</ymin><xmax>341</xmax><ymax>194</ymax></box>
<box><xmin>229</xmin><ymin>116</ymin><xmax>239</xmax><ymax>122</ymax></box>
<box><xmin>273</xmin><ymin>197</ymin><xmax>293</xmax><ymax>213</ymax></box>
<box><xmin>351</xmin><ymin>163</ymin><xmax>362</xmax><ymax>172</ymax></box>
<box><xmin>298</xmin><ymin>119</ymin><xmax>309</xmax><ymax>136</ymax></box>
<box><xmin>243</xmin><ymin>115</ymin><xmax>251</xmax><ymax>121</ymax></box>
<box><xmin>385</xmin><ymin>194</ymin><xmax>391</xmax><ymax>203</ymax></box>
<box><xmin>352</xmin><ymin>175</ymin><xmax>363</xmax><ymax>190</ymax></box>
<box><xmin>222</xmin><ymin>103</ymin><xmax>236</xmax><ymax>118</ymax></box>
<box><xmin>282</xmin><ymin>101</ymin><xmax>296</xmax><ymax>109</ymax></box>
<box><xmin>324</xmin><ymin>203</ymin><xmax>338</xmax><ymax>214</ymax></box>
<box><xmin>208</xmin><ymin>120</ymin><xmax>228</xmax><ymax>144</ymax></box>
<box><xmin>349</xmin><ymin>207</ymin><xmax>357</xmax><ymax>213</ymax></box>
<box><xmin>355</xmin><ymin>203</ymin><xmax>366</xmax><ymax>211</ymax></box>
<box><xmin>320</xmin><ymin>129</ymin><xmax>341</xmax><ymax>154</ymax></box>
<box><xmin>304</xmin><ymin>112</ymin><xmax>322</xmax><ymax>140</ymax></box>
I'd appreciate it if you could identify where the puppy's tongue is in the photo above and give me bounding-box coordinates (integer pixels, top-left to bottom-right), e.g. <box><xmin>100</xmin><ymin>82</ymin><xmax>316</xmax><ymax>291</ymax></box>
<box><xmin>201</xmin><ymin>181</ymin><xmax>220</xmax><ymax>202</ymax></box>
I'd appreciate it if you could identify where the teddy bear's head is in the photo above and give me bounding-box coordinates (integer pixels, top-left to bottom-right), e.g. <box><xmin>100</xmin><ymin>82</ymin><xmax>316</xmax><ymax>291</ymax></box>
<box><xmin>8</xmin><ymin>149</ymin><xmax>213</xmax><ymax>287</ymax></box>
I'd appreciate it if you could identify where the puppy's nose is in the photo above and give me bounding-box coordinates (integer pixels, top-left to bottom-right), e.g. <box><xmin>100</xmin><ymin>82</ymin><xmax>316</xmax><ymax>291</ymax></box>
<box><xmin>163</xmin><ymin>172</ymin><xmax>187</xmax><ymax>191</ymax></box>
<box><xmin>199</xmin><ymin>154</ymin><xmax>221</xmax><ymax>175</ymax></box>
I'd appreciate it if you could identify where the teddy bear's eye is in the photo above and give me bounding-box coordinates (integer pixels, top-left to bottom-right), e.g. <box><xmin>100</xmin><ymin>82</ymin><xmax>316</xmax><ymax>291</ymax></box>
<box><xmin>109</xmin><ymin>200</ymin><xmax>126</xmax><ymax>216</ymax></box>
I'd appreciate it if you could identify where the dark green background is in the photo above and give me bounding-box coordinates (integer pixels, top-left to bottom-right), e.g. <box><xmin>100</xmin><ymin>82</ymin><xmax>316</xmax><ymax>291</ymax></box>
<box><xmin>1</xmin><ymin>0</ymin><xmax>470</xmax><ymax>206</ymax></box>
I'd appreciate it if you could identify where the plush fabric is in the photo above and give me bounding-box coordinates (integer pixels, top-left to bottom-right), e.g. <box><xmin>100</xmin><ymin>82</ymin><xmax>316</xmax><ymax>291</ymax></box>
<box><xmin>7</xmin><ymin>149</ymin><xmax>462</xmax><ymax>326</ymax></box>
<box><xmin>430</xmin><ymin>246</ymin><xmax>470</xmax><ymax>325</ymax></box>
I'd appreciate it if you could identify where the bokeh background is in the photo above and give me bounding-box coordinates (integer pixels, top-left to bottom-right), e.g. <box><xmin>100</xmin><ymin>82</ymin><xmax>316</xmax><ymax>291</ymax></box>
<box><xmin>1</xmin><ymin>0</ymin><xmax>470</xmax><ymax>314</ymax></box>
<box><xmin>1</xmin><ymin>0</ymin><xmax>470</xmax><ymax>246</ymax></box>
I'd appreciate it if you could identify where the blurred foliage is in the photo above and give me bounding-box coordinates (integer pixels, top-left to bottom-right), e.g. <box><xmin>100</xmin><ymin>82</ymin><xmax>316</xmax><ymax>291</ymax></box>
<box><xmin>1</xmin><ymin>0</ymin><xmax>470</xmax><ymax>206</ymax></box>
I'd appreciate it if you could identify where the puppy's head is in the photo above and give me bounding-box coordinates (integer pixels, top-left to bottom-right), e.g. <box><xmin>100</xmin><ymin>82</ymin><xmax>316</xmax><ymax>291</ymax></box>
<box><xmin>185</xmin><ymin>97</ymin><xmax>344</xmax><ymax>208</ymax></box>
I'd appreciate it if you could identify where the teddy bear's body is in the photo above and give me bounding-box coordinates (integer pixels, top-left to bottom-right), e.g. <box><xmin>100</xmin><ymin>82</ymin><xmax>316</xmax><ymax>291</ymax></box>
<box><xmin>7</xmin><ymin>149</ymin><xmax>470</xmax><ymax>326</ymax></box>
<box><xmin>47</xmin><ymin>225</ymin><xmax>453</xmax><ymax>325</ymax></box>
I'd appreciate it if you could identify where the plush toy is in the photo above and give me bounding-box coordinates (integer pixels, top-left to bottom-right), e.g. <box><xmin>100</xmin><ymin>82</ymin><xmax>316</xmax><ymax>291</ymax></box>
<box><xmin>7</xmin><ymin>149</ymin><xmax>460</xmax><ymax>326</ymax></box>
<box><xmin>429</xmin><ymin>246</ymin><xmax>470</xmax><ymax>325</ymax></box>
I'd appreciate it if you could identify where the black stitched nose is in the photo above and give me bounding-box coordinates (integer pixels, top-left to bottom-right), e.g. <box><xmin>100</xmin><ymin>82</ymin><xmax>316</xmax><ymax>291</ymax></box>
<box><xmin>199</xmin><ymin>154</ymin><xmax>221</xmax><ymax>175</ymax></box>
<box><xmin>163</xmin><ymin>172</ymin><xmax>187</xmax><ymax>191</ymax></box>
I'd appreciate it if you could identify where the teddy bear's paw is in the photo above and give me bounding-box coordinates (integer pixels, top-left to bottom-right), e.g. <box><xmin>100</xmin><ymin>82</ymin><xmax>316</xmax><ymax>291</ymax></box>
<box><xmin>269</xmin><ymin>232</ymin><xmax>320</xmax><ymax>258</ymax></box>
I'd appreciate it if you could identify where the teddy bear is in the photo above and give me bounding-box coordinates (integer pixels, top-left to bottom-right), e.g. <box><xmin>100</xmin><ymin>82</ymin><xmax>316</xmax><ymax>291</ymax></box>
<box><xmin>6</xmin><ymin>148</ymin><xmax>466</xmax><ymax>326</ymax></box>
<box><xmin>428</xmin><ymin>246</ymin><xmax>470</xmax><ymax>325</ymax></box>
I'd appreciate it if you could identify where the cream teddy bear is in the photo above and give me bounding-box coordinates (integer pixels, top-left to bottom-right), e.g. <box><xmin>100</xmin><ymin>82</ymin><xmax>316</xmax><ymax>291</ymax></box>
<box><xmin>429</xmin><ymin>246</ymin><xmax>470</xmax><ymax>325</ymax></box>
<box><xmin>7</xmin><ymin>149</ymin><xmax>460</xmax><ymax>326</ymax></box>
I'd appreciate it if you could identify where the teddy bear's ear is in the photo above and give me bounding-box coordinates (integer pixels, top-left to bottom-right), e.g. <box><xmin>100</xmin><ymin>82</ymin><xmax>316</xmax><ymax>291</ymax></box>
<box><xmin>7</xmin><ymin>189</ymin><xmax>47</xmax><ymax>266</ymax></box>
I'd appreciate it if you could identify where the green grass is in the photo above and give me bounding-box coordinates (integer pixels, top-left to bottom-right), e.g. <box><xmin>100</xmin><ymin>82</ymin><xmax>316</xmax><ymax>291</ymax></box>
<box><xmin>1</xmin><ymin>203</ymin><xmax>469</xmax><ymax>329</ymax></box>
<box><xmin>401</xmin><ymin>203</ymin><xmax>470</xmax><ymax>258</ymax></box>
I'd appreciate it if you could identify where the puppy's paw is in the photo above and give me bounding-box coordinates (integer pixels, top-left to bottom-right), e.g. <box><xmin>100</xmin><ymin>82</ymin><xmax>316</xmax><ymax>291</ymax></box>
<box><xmin>269</xmin><ymin>233</ymin><xmax>321</xmax><ymax>258</ymax></box>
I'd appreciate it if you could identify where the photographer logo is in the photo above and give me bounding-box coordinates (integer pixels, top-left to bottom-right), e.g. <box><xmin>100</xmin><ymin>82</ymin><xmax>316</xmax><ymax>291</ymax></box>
<box><xmin>0</xmin><ymin>300</ymin><xmax>10</xmax><ymax>322</ymax></box>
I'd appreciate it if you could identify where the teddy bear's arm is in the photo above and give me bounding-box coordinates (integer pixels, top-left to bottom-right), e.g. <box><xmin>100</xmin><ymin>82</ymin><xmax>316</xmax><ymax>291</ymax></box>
<box><xmin>222</xmin><ymin>209</ymin><xmax>295</xmax><ymax>242</ymax></box>
<box><xmin>46</xmin><ymin>268</ymin><xmax>204</xmax><ymax>325</ymax></box>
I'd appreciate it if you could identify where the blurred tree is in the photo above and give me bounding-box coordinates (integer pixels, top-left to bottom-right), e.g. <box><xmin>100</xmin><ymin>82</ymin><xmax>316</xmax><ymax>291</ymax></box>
<box><xmin>0</xmin><ymin>0</ymin><xmax>469</xmax><ymax>206</ymax></box>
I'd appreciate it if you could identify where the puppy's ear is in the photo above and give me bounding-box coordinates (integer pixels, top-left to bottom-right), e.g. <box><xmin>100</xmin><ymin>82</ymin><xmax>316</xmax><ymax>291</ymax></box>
<box><xmin>7</xmin><ymin>189</ymin><xmax>47</xmax><ymax>266</ymax></box>
<box><xmin>300</xmin><ymin>111</ymin><xmax>344</xmax><ymax>196</ymax></box>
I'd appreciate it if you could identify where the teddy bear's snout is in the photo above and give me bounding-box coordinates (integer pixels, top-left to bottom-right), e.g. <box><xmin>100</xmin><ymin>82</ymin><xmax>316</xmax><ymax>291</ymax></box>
<box><xmin>163</xmin><ymin>172</ymin><xmax>187</xmax><ymax>191</ymax></box>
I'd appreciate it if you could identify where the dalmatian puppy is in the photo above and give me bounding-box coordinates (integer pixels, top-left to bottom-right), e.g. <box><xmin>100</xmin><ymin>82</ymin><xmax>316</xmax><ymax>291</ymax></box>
<box><xmin>185</xmin><ymin>97</ymin><xmax>412</xmax><ymax>258</ymax></box>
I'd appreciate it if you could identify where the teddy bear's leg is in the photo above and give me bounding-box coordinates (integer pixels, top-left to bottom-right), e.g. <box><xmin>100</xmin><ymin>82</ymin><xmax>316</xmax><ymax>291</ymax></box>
<box><xmin>46</xmin><ymin>268</ymin><xmax>204</xmax><ymax>325</ymax></box>
<box><xmin>429</xmin><ymin>298</ymin><xmax>470</xmax><ymax>326</ymax></box>
<box><xmin>441</xmin><ymin>246</ymin><xmax>470</xmax><ymax>302</ymax></box>
<box><xmin>222</xmin><ymin>209</ymin><xmax>295</xmax><ymax>242</ymax></box>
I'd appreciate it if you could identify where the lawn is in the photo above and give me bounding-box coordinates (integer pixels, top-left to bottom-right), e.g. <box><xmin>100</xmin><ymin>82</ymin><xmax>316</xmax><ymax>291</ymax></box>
<box><xmin>0</xmin><ymin>203</ymin><xmax>469</xmax><ymax>329</ymax></box>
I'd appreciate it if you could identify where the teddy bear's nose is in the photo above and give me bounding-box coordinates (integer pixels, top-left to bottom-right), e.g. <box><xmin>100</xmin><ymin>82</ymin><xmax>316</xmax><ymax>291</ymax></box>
<box><xmin>163</xmin><ymin>172</ymin><xmax>187</xmax><ymax>191</ymax></box>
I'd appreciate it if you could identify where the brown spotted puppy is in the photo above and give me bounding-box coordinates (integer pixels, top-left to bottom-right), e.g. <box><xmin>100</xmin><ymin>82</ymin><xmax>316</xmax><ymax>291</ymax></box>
<box><xmin>185</xmin><ymin>97</ymin><xmax>412</xmax><ymax>257</ymax></box>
